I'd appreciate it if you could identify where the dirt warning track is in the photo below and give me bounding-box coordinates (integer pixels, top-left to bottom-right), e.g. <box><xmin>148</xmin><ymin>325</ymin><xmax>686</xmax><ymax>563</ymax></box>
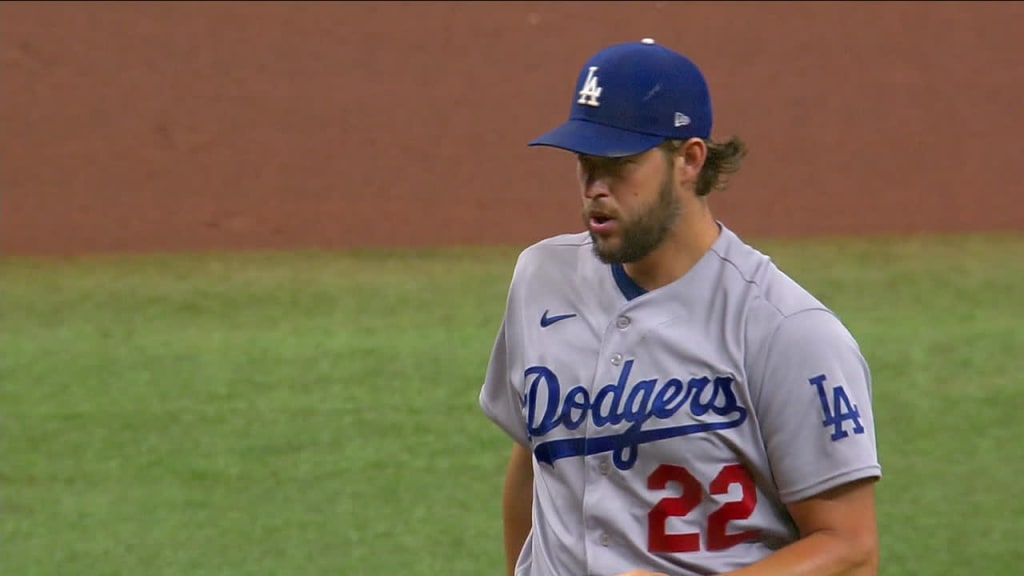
<box><xmin>2</xmin><ymin>2</ymin><xmax>1022</xmax><ymax>257</ymax></box>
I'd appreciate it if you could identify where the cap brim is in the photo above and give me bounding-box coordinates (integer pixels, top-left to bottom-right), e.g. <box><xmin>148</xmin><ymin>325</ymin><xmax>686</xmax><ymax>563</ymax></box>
<box><xmin>528</xmin><ymin>119</ymin><xmax>665</xmax><ymax>157</ymax></box>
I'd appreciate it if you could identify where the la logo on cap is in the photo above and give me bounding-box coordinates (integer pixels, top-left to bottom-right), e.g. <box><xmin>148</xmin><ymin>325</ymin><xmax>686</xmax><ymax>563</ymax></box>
<box><xmin>577</xmin><ymin>66</ymin><xmax>602</xmax><ymax>107</ymax></box>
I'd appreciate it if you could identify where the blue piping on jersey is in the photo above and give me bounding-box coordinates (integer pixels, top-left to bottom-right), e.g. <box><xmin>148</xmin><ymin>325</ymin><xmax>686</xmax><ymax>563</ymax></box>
<box><xmin>611</xmin><ymin>263</ymin><xmax>648</xmax><ymax>301</ymax></box>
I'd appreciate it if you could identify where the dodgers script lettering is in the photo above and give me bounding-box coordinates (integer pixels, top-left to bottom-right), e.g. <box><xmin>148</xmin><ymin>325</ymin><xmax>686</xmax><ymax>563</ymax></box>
<box><xmin>524</xmin><ymin>359</ymin><xmax>747</xmax><ymax>471</ymax></box>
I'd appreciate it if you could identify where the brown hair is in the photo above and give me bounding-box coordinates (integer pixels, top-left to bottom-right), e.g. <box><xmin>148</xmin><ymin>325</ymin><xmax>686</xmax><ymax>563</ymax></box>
<box><xmin>661</xmin><ymin>136</ymin><xmax>748</xmax><ymax>197</ymax></box>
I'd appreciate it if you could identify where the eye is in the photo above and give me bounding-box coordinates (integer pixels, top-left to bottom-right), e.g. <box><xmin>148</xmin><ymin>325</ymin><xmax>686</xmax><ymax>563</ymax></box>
<box><xmin>577</xmin><ymin>155</ymin><xmax>638</xmax><ymax>179</ymax></box>
<box><xmin>577</xmin><ymin>155</ymin><xmax>600</xmax><ymax>175</ymax></box>
<box><xmin>607</xmin><ymin>156</ymin><xmax>639</xmax><ymax>172</ymax></box>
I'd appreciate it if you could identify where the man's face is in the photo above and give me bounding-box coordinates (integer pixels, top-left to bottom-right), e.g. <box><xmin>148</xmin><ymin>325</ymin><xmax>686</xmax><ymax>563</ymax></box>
<box><xmin>578</xmin><ymin>146</ymin><xmax>680</xmax><ymax>264</ymax></box>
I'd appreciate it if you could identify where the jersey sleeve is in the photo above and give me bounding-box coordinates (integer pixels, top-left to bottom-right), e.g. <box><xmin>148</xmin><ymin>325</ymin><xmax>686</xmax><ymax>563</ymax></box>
<box><xmin>478</xmin><ymin>249</ymin><xmax>532</xmax><ymax>448</ymax></box>
<box><xmin>751</xmin><ymin>308</ymin><xmax>882</xmax><ymax>503</ymax></box>
<box><xmin>478</xmin><ymin>314</ymin><xmax>530</xmax><ymax>448</ymax></box>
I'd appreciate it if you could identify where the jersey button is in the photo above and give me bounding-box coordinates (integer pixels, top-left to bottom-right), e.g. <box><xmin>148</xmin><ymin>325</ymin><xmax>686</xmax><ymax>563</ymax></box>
<box><xmin>610</xmin><ymin>353</ymin><xmax>623</xmax><ymax>366</ymax></box>
<box><xmin>616</xmin><ymin>316</ymin><xmax>630</xmax><ymax>329</ymax></box>
<box><xmin>599</xmin><ymin>533</ymin><xmax>611</xmax><ymax>547</ymax></box>
<box><xmin>598</xmin><ymin>460</ymin><xmax>611</xmax><ymax>475</ymax></box>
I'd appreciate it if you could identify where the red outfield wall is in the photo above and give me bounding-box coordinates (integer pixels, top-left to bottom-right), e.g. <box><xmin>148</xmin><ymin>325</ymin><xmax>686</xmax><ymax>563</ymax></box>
<box><xmin>2</xmin><ymin>2</ymin><xmax>1022</xmax><ymax>257</ymax></box>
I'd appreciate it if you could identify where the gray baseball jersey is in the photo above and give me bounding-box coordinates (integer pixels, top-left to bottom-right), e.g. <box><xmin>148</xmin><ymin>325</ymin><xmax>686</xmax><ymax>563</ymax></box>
<box><xmin>479</xmin><ymin>223</ymin><xmax>882</xmax><ymax>576</ymax></box>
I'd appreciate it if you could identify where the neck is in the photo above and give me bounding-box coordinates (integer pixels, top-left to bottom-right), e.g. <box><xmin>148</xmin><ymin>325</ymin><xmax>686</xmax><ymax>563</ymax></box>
<box><xmin>622</xmin><ymin>201</ymin><xmax>720</xmax><ymax>292</ymax></box>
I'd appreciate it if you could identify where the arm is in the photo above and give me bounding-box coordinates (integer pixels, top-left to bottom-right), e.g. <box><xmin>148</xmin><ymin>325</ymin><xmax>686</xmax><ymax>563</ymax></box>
<box><xmin>725</xmin><ymin>309</ymin><xmax>881</xmax><ymax>575</ymax></box>
<box><xmin>614</xmin><ymin>475</ymin><xmax>880</xmax><ymax>573</ymax></box>
<box><xmin>502</xmin><ymin>442</ymin><xmax>535</xmax><ymax>576</ymax></box>
<box><xmin>615</xmin><ymin>478</ymin><xmax>878</xmax><ymax>576</ymax></box>
<box><xmin>723</xmin><ymin>477</ymin><xmax>879</xmax><ymax>576</ymax></box>
<box><xmin>476</xmin><ymin>253</ymin><xmax>537</xmax><ymax>576</ymax></box>
<box><xmin>618</xmin><ymin>309</ymin><xmax>882</xmax><ymax>576</ymax></box>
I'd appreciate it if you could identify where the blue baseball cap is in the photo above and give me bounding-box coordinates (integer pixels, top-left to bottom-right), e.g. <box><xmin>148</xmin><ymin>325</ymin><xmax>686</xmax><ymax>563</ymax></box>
<box><xmin>529</xmin><ymin>38</ymin><xmax>713</xmax><ymax>157</ymax></box>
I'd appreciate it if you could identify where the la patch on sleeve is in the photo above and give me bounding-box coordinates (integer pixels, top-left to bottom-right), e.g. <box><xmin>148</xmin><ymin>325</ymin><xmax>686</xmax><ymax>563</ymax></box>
<box><xmin>809</xmin><ymin>373</ymin><xmax>865</xmax><ymax>442</ymax></box>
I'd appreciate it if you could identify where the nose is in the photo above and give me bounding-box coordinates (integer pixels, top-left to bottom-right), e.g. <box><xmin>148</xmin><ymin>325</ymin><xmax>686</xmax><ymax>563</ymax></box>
<box><xmin>582</xmin><ymin>175</ymin><xmax>611</xmax><ymax>199</ymax></box>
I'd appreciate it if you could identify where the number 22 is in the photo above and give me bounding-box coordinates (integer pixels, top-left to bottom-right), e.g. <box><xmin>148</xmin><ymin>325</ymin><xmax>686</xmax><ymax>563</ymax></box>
<box><xmin>647</xmin><ymin>463</ymin><xmax>760</xmax><ymax>553</ymax></box>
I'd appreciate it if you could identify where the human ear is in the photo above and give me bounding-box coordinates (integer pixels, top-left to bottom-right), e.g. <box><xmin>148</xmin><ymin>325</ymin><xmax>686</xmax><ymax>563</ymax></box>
<box><xmin>681</xmin><ymin>138</ymin><xmax>707</xmax><ymax>173</ymax></box>
<box><xmin>674</xmin><ymin>138</ymin><xmax>706</xmax><ymax>185</ymax></box>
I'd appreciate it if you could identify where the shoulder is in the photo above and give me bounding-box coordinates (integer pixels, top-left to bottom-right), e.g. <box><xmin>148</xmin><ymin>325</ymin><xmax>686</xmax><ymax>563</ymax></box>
<box><xmin>710</xmin><ymin>225</ymin><xmax>832</xmax><ymax>320</ymax></box>
<box><xmin>510</xmin><ymin>231</ymin><xmax>594</xmax><ymax>283</ymax></box>
<box><xmin>710</xmin><ymin>225</ymin><xmax>862</xmax><ymax>361</ymax></box>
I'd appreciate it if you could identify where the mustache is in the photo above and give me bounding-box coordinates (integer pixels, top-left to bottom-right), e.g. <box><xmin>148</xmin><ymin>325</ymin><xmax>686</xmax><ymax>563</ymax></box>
<box><xmin>582</xmin><ymin>203</ymin><xmax>618</xmax><ymax>219</ymax></box>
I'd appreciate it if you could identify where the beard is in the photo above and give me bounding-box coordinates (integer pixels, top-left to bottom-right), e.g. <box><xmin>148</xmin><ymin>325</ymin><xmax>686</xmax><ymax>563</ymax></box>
<box><xmin>585</xmin><ymin>169</ymin><xmax>681</xmax><ymax>264</ymax></box>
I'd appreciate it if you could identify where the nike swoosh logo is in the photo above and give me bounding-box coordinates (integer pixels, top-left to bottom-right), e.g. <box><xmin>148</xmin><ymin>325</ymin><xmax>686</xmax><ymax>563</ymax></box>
<box><xmin>540</xmin><ymin>310</ymin><xmax>577</xmax><ymax>328</ymax></box>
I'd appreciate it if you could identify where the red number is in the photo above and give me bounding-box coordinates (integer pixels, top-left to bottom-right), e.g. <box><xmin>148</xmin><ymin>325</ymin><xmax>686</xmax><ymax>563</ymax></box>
<box><xmin>647</xmin><ymin>463</ymin><xmax>760</xmax><ymax>553</ymax></box>
<box><xmin>707</xmin><ymin>464</ymin><xmax>760</xmax><ymax>551</ymax></box>
<box><xmin>647</xmin><ymin>465</ymin><xmax>702</xmax><ymax>553</ymax></box>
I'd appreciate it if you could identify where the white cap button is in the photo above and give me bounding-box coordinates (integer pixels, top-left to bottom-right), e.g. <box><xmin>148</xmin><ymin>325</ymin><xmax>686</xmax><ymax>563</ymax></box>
<box><xmin>641</xmin><ymin>37</ymin><xmax>656</xmax><ymax>44</ymax></box>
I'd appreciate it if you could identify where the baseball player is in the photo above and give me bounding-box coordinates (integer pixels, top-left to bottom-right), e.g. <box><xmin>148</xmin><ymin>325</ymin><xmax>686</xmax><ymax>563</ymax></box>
<box><xmin>478</xmin><ymin>38</ymin><xmax>882</xmax><ymax>576</ymax></box>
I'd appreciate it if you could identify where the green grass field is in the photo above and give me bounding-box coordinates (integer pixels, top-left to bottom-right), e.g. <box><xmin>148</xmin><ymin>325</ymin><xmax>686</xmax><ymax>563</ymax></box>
<box><xmin>3</xmin><ymin>232</ymin><xmax>1023</xmax><ymax>575</ymax></box>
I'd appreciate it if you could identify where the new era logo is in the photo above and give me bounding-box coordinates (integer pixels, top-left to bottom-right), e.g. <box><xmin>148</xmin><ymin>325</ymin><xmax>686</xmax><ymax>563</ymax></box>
<box><xmin>674</xmin><ymin>112</ymin><xmax>691</xmax><ymax>127</ymax></box>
